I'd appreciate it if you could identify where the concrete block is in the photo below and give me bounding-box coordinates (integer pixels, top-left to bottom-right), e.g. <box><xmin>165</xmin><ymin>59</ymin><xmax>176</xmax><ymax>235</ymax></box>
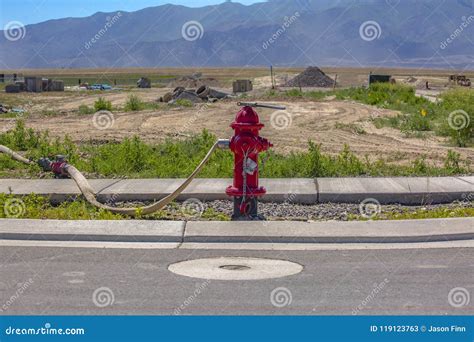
<box><xmin>0</xmin><ymin>219</ymin><xmax>184</xmax><ymax>242</ymax></box>
<box><xmin>317</xmin><ymin>177</ymin><xmax>473</xmax><ymax>204</ymax></box>
<box><xmin>24</xmin><ymin>76</ymin><xmax>42</xmax><ymax>93</ymax></box>
<box><xmin>317</xmin><ymin>177</ymin><xmax>409</xmax><ymax>203</ymax></box>
<box><xmin>233</xmin><ymin>79</ymin><xmax>253</xmax><ymax>93</ymax></box>
<box><xmin>51</xmin><ymin>80</ymin><xmax>64</xmax><ymax>91</ymax></box>
<box><xmin>185</xmin><ymin>218</ymin><xmax>474</xmax><ymax>243</ymax></box>
<box><xmin>402</xmin><ymin>177</ymin><xmax>473</xmax><ymax>204</ymax></box>
<box><xmin>260</xmin><ymin>178</ymin><xmax>317</xmax><ymax>204</ymax></box>
<box><xmin>457</xmin><ymin>176</ymin><xmax>474</xmax><ymax>186</ymax></box>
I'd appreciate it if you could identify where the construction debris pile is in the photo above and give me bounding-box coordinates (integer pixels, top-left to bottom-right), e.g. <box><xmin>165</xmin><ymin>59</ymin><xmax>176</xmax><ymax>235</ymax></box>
<box><xmin>168</xmin><ymin>72</ymin><xmax>220</xmax><ymax>89</ymax></box>
<box><xmin>0</xmin><ymin>103</ymin><xmax>25</xmax><ymax>114</ymax></box>
<box><xmin>449</xmin><ymin>75</ymin><xmax>471</xmax><ymax>87</ymax></box>
<box><xmin>284</xmin><ymin>66</ymin><xmax>335</xmax><ymax>88</ymax></box>
<box><xmin>137</xmin><ymin>77</ymin><xmax>151</xmax><ymax>88</ymax></box>
<box><xmin>159</xmin><ymin>85</ymin><xmax>231</xmax><ymax>104</ymax></box>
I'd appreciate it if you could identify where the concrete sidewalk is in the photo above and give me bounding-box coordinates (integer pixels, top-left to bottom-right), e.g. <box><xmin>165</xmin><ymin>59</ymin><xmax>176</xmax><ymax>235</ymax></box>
<box><xmin>1</xmin><ymin>217</ymin><xmax>473</xmax><ymax>244</ymax></box>
<box><xmin>0</xmin><ymin>176</ymin><xmax>472</xmax><ymax>204</ymax></box>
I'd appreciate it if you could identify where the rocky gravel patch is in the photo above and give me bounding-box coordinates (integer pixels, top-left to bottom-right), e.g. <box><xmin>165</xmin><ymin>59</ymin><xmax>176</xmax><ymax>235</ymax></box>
<box><xmin>121</xmin><ymin>199</ymin><xmax>473</xmax><ymax>221</ymax></box>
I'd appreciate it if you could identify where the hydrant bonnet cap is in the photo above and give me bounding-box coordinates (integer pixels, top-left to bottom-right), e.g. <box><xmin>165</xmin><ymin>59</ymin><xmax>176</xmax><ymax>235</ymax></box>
<box><xmin>231</xmin><ymin>106</ymin><xmax>264</xmax><ymax>128</ymax></box>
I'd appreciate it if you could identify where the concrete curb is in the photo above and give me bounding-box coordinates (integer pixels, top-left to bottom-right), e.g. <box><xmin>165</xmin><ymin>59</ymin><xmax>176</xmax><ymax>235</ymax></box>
<box><xmin>0</xmin><ymin>219</ymin><xmax>184</xmax><ymax>243</ymax></box>
<box><xmin>0</xmin><ymin>217</ymin><xmax>472</xmax><ymax>244</ymax></box>
<box><xmin>0</xmin><ymin>177</ymin><xmax>472</xmax><ymax>205</ymax></box>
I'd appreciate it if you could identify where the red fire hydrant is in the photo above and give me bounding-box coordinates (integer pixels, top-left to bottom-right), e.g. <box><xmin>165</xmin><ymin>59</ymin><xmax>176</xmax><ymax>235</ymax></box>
<box><xmin>223</xmin><ymin>102</ymin><xmax>284</xmax><ymax>220</ymax></box>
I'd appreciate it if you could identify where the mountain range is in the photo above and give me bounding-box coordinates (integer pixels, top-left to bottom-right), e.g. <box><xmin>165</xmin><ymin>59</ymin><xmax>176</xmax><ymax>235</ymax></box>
<box><xmin>1</xmin><ymin>0</ymin><xmax>473</xmax><ymax>69</ymax></box>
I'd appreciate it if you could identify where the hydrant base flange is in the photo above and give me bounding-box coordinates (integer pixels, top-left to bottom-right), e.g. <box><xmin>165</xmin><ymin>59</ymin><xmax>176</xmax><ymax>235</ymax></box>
<box><xmin>231</xmin><ymin>197</ymin><xmax>265</xmax><ymax>221</ymax></box>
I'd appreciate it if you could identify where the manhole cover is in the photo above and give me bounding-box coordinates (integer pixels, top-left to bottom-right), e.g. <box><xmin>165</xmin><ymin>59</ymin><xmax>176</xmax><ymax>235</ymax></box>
<box><xmin>168</xmin><ymin>257</ymin><xmax>303</xmax><ymax>280</ymax></box>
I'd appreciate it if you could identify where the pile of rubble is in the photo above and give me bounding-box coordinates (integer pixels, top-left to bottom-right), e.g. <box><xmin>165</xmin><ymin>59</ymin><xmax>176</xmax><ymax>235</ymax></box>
<box><xmin>159</xmin><ymin>85</ymin><xmax>231</xmax><ymax>104</ymax></box>
<box><xmin>0</xmin><ymin>103</ymin><xmax>25</xmax><ymax>114</ymax></box>
<box><xmin>0</xmin><ymin>104</ymin><xmax>9</xmax><ymax>113</ymax></box>
<box><xmin>137</xmin><ymin>77</ymin><xmax>151</xmax><ymax>88</ymax></box>
<box><xmin>168</xmin><ymin>72</ymin><xmax>220</xmax><ymax>89</ymax></box>
<box><xmin>284</xmin><ymin>66</ymin><xmax>335</xmax><ymax>88</ymax></box>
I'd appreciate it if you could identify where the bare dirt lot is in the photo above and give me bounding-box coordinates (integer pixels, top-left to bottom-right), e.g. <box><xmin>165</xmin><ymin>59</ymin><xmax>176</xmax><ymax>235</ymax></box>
<box><xmin>1</xmin><ymin>67</ymin><xmax>473</xmax><ymax>166</ymax></box>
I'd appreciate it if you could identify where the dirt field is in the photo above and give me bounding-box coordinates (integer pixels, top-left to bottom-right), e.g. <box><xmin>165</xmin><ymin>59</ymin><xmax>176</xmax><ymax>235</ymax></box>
<box><xmin>0</xmin><ymin>67</ymin><xmax>473</xmax><ymax>166</ymax></box>
<box><xmin>2</xmin><ymin>66</ymin><xmax>472</xmax><ymax>87</ymax></box>
<box><xmin>1</xmin><ymin>88</ymin><xmax>472</xmax><ymax>167</ymax></box>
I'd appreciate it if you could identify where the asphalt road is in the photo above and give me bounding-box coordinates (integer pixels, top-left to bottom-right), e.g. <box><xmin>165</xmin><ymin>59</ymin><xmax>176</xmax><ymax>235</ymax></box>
<box><xmin>0</xmin><ymin>246</ymin><xmax>473</xmax><ymax>315</ymax></box>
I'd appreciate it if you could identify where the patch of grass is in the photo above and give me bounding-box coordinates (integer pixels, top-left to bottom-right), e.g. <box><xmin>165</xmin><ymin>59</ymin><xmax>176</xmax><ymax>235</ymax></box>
<box><xmin>40</xmin><ymin>109</ymin><xmax>61</xmax><ymax>117</ymax></box>
<box><xmin>174</xmin><ymin>99</ymin><xmax>194</xmax><ymax>107</ymax></box>
<box><xmin>436</xmin><ymin>89</ymin><xmax>473</xmax><ymax>147</ymax></box>
<box><xmin>201</xmin><ymin>207</ymin><xmax>230</xmax><ymax>221</ymax></box>
<box><xmin>337</xmin><ymin>84</ymin><xmax>473</xmax><ymax>147</ymax></box>
<box><xmin>348</xmin><ymin>205</ymin><xmax>474</xmax><ymax>221</ymax></box>
<box><xmin>0</xmin><ymin>121</ymin><xmax>471</xmax><ymax>179</ymax></box>
<box><xmin>285</xmin><ymin>89</ymin><xmax>304</xmax><ymax>97</ymax></box>
<box><xmin>0</xmin><ymin>193</ymin><xmax>123</xmax><ymax>220</ymax></box>
<box><xmin>124</xmin><ymin>95</ymin><xmax>145</xmax><ymax>111</ymax></box>
<box><xmin>378</xmin><ymin>206</ymin><xmax>474</xmax><ymax>220</ymax></box>
<box><xmin>0</xmin><ymin>112</ymin><xmax>27</xmax><ymax>119</ymax></box>
<box><xmin>0</xmin><ymin>193</ymin><xmax>231</xmax><ymax>221</ymax></box>
<box><xmin>94</xmin><ymin>97</ymin><xmax>112</xmax><ymax>112</ymax></box>
<box><xmin>443</xmin><ymin>150</ymin><xmax>465</xmax><ymax>174</ymax></box>
<box><xmin>78</xmin><ymin>104</ymin><xmax>94</xmax><ymax>115</ymax></box>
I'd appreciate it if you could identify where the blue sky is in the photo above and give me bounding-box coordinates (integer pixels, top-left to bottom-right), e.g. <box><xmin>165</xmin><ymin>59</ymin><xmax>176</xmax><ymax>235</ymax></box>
<box><xmin>0</xmin><ymin>0</ymin><xmax>261</xmax><ymax>27</ymax></box>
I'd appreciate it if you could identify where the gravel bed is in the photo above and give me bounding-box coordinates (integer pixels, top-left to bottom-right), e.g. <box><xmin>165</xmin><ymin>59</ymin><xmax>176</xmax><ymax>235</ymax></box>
<box><xmin>205</xmin><ymin>200</ymin><xmax>474</xmax><ymax>221</ymax></box>
<box><xmin>116</xmin><ymin>199</ymin><xmax>474</xmax><ymax>221</ymax></box>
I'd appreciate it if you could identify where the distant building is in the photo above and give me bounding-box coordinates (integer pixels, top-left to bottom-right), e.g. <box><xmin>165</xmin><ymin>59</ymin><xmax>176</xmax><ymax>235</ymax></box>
<box><xmin>368</xmin><ymin>74</ymin><xmax>392</xmax><ymax>85</ymax></box>
<box><xmin>233</xmin><ymin>79</ymin><xmax>253</xmax><ymax>93</ymax></box>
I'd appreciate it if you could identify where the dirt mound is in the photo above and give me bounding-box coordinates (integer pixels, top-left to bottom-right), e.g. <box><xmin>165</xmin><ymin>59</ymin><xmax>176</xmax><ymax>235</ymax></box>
<box><xmin>168</xmin><ymin>76</ymin><xmax>220</xmax><ymax>88</ymax></box>
<box><xmin>285</xmin><ymin>66</ymin><xmax>335</xmax><ymax>88</ymax></box>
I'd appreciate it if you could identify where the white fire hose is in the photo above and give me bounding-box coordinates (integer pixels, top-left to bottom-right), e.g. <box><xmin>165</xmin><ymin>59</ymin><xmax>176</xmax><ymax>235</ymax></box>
<box><xmin>0</xmin><ymin>141</ymin><xmax>228</xmax><ymax>217</ymax></box>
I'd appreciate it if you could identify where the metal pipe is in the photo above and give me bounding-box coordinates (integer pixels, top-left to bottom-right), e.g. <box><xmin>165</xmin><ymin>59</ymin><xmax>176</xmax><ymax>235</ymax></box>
<box><xmin>237</xmin><ymin>102</ymin><xmax>286</xmax><ymax>110</ymax></box>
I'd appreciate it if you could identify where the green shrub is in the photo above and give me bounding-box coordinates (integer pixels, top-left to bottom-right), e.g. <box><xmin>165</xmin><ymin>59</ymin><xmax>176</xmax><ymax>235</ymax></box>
<box><xmin>124</xmin><ymin>95</ymin><xmax>144</xmax><ymax>111</ymax></box>
<box><xmin>438</xmin><ymin>89</ymin><xmax>473</xmax><ymax>147</ymax></box>
<box><xmin>94</xmin><ymin>97</ymin><xmax>112</xmax><ymax>112</ymax></box>
<box><xmin>285</xmin><ymin>89</ymin><xmax>304</xmax><ymax>97</ymax></box>
<box><xmin>443</xmin><ymin>150</ymin><xmax>465</xmax><ymax>174</ymax></box>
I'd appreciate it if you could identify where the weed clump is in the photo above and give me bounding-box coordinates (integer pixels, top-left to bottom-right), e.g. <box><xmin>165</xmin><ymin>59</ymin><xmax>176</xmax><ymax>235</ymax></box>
<box><xmin>94</xmin><ymin>97</ymin><xmax>112</xmax><ymax>112</ymax></box>
<box><xmin>124</xmin><ymin>95</ymin><xmax>145</xmax><ymax>111</ymax></box>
